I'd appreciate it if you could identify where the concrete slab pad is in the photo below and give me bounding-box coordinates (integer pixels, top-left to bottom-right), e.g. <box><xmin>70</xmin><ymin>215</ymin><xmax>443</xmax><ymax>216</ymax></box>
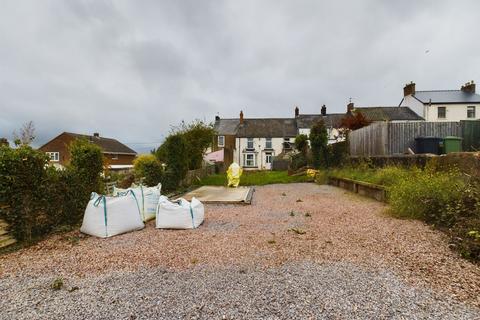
<box><xmin>182</xmin><ymin>186</ymin><xmax>254</xmax><ymax>204</ymax></box>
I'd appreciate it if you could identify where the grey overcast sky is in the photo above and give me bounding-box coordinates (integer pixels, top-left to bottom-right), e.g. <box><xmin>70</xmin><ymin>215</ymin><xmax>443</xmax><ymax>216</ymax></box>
<box><xmin>1</xmin><ymin>0</ymin><xmax>479</xmax><ymax>153</ymax></box>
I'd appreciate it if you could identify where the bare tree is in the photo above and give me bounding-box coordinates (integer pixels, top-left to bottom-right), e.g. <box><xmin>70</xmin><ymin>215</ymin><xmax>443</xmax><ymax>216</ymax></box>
<box><xmin>13</xmin><ymin>121</ymin><xmax>36</xmax><ymax>146</ymax></box>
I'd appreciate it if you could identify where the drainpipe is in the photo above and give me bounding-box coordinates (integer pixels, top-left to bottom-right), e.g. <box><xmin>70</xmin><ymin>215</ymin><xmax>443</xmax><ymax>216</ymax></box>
<box><xmin>238</xmin><ymin>137</ymin><xmax>241</xmax><ymax>165</ymax></box>
<box><xmin>259</xmin><ymin>143</ymin><xmax>262</xmax><ymax>170</ymax></box>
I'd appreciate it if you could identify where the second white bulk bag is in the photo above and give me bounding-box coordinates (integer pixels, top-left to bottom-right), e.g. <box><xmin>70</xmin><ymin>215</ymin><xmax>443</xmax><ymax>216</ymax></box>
<box><xmin>80</xmin><ymin>191</ymin><xmax>144</xmax><ymax>238</ymax></box>
<box><xmin>156</xmin><ymin>197</ymin><xmax>204</xmax><ymax>229</ymax></box>
<box><xmin>113</xmin><ymin>183</ymin><xmax>162</xmax><ymax>221</ymax></box>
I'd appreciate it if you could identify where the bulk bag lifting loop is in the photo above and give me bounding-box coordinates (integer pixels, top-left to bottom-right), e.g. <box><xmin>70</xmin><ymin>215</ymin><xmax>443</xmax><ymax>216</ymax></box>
<box><xmin>156</xmin><ymin>197</ymin><xmax>204</xmax><ymax>230</ymax></box>
<box><xmin>113</xmin><ymin>183</ymin><xmax>161</xmax><ymax>222</ymax></box>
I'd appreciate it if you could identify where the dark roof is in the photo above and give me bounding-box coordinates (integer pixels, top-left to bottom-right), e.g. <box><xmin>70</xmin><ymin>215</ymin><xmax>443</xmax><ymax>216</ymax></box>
<box><xmin>213</xmin><ymin>119</ymin><xmax>239</xmax><ymax>135</ymax></box>
<box><xmin>214</xmin><ymin>118</ymin><xmax>297</xmax><ymax>137</ymax></box>
<box><xmin>296</xmin><ymin>114</ymin><xmax>345</xmax><ymax>129</ymax></box>
<box><xmin>64</xmin><ymin>132</ymin><xmax>137</xmax><ymax>154</ymax></box>
<box><xmin>237</xmin><ymin>118</ymin><xmax>297</xmax><ymax>138</ymax></box>
<box><xmin>353</xmin><ymin>106</ymin><xmax>424</xmax><ymax>121</ymax></box>
<box><xmin>413</xmin><ymin>90</ymin><xmax>480</xmax><ymax>104</ymax></box>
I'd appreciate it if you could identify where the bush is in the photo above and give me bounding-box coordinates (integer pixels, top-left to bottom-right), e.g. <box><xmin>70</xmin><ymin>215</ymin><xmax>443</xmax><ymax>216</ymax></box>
<box><xmin>309</xmin><ymin>120</ymin><xmax>328</xmax><ymax>168</ymax></box>
<box><xmin>295</xmin><ymin>134</ymin><xmax>309</xmax><ymax>156</ymax></box>
<box><xmin>161</xmin><ymin>133</ymin><xmax>189</xmax><ymax>190</ymax></box>
<box><xmin>387</xmin><ymin>168</ymin><xmax>465</xmax><ymax>226</ymax></box>
<box><xmin>0</xmin><ymin>138</ymin><xmax>104</xmax><ymax>243</ymax></box>
<box><xmin>133</xmin><ymin>154</ymin><xmax>163</xmax><ymax>187</ymax></box>
<box><xmin>289</xmin><ymin>153</ymin><xmax>308</xmax><ymax>171</ymax></box>
<box><xmin>0</xmin><ymin>145</ymin><xmax>54</xmax><ymax>241</ymax></box>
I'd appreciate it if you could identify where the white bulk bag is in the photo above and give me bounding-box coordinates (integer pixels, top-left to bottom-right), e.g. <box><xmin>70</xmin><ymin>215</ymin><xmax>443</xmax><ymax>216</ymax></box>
<box><xmin>80</xmin><ymin>191</ymin><xmax>144</xmax><ymax>238</ymax></box>
<box><xmin>113</xmin><ymin>184</ymin><xmax>162</xmax><ymax>222</ymax></box>
<box><xmin>156</xmin><ymin>197</ymin><xmax>204</xmax><ymax>229</ymax></box>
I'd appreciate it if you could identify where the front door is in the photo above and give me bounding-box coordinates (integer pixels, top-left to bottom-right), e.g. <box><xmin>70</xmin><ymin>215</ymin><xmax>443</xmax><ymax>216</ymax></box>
<box><xmin>265</xmin><ymin>152</ymin><xmax>272</xmax><ymax>170</ymax></box>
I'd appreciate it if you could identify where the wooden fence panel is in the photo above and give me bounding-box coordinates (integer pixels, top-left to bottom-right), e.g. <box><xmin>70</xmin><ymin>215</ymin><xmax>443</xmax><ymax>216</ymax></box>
<box><xmin>349</xmin><ymin>122</ymin><xmax>388</xmax><ymax>156</ymax></box>
<box><xmin>461</xmin><ymin>120</ymin><xmax>480</xmax><ymax>151</ymax></box>
<box><xmin>350</xmin><ymin>121</ymin><xmax>460</xmax><ymax>156</ymax></box>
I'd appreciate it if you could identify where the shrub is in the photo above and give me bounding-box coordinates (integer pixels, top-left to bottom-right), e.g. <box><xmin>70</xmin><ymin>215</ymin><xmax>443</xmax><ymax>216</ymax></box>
<box><xmin>0</xmin><ymin>145</ymin><xmax>54</xmax><ymax>241</ymax></box>
<box><xmin>295</xmin><ymin>134</ymin><xmax>309</xmax><ymax>156</ymax></box>
<box><xmin>309</xmin><ymin>120</ymin><xmax>329</xmax><ymax>168</ymax></box>
<box><xmin>0</xmin><ymin>138</ymin><xmax>105</xmax><ymax>242</ymax></box>
<box><xmin>69</xmin><ymin>138</ymin><xmax>104</xmax><ymax>194</ymax></box>
<box><xmin>387</xmin><ymin>169</ymin><xmax>464</xmax><ymax>226</ymax></box>
<box><xmin>162</xmin><ymin>133</ymin><xmax>189</xmax><ymax>190</ymax></box>
<box><xmin>133</xmin><ymin>154</ymin><xmax>163</xmax><ymax>187</ymax></box>
<box><xmin>289</xmin><ymin>153</ymin><xmax>308</xmax><ymax>171</ymax></box>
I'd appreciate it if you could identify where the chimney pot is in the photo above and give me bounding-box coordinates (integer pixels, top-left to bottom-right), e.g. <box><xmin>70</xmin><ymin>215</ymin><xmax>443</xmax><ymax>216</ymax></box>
<box><xmin>321</xmin><ymin>105</ymin><xmax>327</xmax><ymax>116</ymax></box>
<box><xmin>347</xmin><ymin>102</ymin><xmax>354</xmax><ymax>113</ymax></box>
<box><xmin>239</xmin><ymin>110</ymin><xmax>244</xmax><ymax>124</ymax></box>
<box><xmin>461</xmin><ymin>81</ymin><xmax>476</xmax><ymax>94</ymax></box>
<box><xmin>294</xmin><ymin>106</ymin><xmax>299</xmax><ymax>117</ymax></box>
<box><xmin>403</xmin><ymin>81</ymin><xmax>416</xmax><ymax>97</ymax></box>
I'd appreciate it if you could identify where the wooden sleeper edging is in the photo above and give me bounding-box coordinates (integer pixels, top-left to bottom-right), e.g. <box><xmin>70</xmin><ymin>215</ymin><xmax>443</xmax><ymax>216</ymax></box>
<box><xmin>327</xmin><ymin>176</ymin><xmax>387</xmax><ymax>202</ymax></box>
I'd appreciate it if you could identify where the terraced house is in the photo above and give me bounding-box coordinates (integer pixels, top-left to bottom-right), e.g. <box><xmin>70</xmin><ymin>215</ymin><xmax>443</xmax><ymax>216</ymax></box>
<box><xmin>400</xmin><ymin>81</ymin><xmax>480</xmax><ymax>121</ymax></box>
<box><xmin>214</xmin><ymin>104</ymin><xmax>423</xmax><ymax>170</ymax></box>
<box><xmin>213</xmin><ymin>111</ymin><xmax>297</xmax><ymax>170</ymax></box>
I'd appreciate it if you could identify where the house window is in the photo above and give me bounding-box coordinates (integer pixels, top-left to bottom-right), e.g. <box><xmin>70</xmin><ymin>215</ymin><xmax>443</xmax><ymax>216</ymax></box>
<box><xmin>218</xmin><ymin>135</ymin><xmax>225</xmax><ymax>147</ymax></box>
<box><xmin>243</xmin><ymin>153</ymin><xmax>255</xmax><ymax>167</ymax></box>
<box><xmin>467</xmin><ymin>106</ymin><xmax>476</xmax><ymax>118</ymax></box>
<box><xmin>265</xmin><ymin>152</ymin><xmax>272</xmax><ymax>164</ymax></box>
<box><xmin>112</xmin><ymin>154</ymin><xmax>118</xmax><ymax>160</ymax></box>
<box><xmin>438</xmin><ymin>106</ymin><xmax>446</xmax><ymax>119</ymax></box>
<box><xmin>283</xmin><ymin>137</ymin><xmax>292</xmax><ymax>149</ymax></box>
<box><xmin>47</xmin><ymin>152</ymin><xmax>59</xmax><ymax>162</ymax></box>
<box><xmin>247</xmin><ymin>138</ymin><xmax>254</xmax><ymax>150</ymax></box>
<box><xmin>265</xmin><ymin>138</ymin><xmax>272</xmax><ymax>149</ymax></box>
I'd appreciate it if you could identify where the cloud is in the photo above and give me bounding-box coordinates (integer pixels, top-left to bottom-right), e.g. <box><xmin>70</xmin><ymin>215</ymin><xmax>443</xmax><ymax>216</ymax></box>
<box><xmin>1</xmin><ymin>0</ymin><xmax>479</xmax><ymax>153</ymax></box>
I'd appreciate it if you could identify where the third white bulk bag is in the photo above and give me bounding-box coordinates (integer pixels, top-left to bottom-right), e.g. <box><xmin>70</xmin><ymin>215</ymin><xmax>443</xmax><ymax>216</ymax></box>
<box><xmin>80</xmin><ymin>191</ymin><xmax>144</xmax><ymax>238</ymax></box>
<box><xmin>113</xmin><ymin>183</ymin><xmax>161</xmax><ymax>221</ymax></box>
<box><xmin>156</xmin><ymin>197</ymin><xmax>204</xmax><ymax>229</ymax></box>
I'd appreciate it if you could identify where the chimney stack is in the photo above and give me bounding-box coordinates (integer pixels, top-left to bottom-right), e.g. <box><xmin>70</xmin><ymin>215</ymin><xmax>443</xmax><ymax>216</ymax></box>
<box><xmin>0</xmin><ymin>138</ymin><xmax>9</xmax><ymax>147</ymax></box>
<box><xmin>403</xmin><ymin>81</ymin><xmax>416</xmax><ymax>96</ymax></box>
<box><xmin>294</xmin><ymin>106</ymin><xmax>299</xmax><ymax>117</ymax></box>
<box><xmin>461</xmin><ymin>81</ymin><xmax>476</xmax><ymax>94</ymax></box>
<box><xmin>239</xmin><ymin>110</ymin><xmax>244</xmax><ymax>124</ymax></box>
<box><xmin>347</xmin><ymin>102</ymin><xmax>354</xmax><ymax>113</ymax></box>
<box><xmin>93</xmin><ymin>132</ymin><xmax>100</xmax><ymax>138</ymax></box>
<box><xmin>321</xmin><ymin>105</ymin><xmax>327</xmax><ymax>116</ymax></box>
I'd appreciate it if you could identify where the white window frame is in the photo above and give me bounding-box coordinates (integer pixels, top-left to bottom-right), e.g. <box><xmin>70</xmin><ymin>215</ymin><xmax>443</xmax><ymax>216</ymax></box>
<box><xmin>467</xmin><ymin>106</ymin><xmax>476</xmax><ymax>118</ymax></box>
<box><xmin>47</xmin><ymin>152</ymin><xmax>59</xmax><ymax>162</ymax></box>
<box><xmin>243</xmin><ymin>153</ymin><xmax>256</xmax><ymax>167</ymax></box>
<box><xmin>265</xmin><ymin>138</ymin><xmax>272</xmax><ymax>149</ymax></box>
<box><xmin>247</xmin><ymin>138</ymin><xmax>254</xmax><ymax>150</ymax></box>
<box><xmin>218</xmin><ymin>135</ymin><xmax>225</xmax><ymax>147</ymax></box>
<box><xmin>438</xmin><ymin>106</ymin><xmax>446</xmax><ymax>119</ymax></box>
<box><xmin>265</xmin><ymin>152</ymin><xmax>272</xmax><ymax>164</ymax></box>
<box><xmin>111</xmin><ymin>153</ymin><xmax>118</xmax><ymax>160</ymax></box>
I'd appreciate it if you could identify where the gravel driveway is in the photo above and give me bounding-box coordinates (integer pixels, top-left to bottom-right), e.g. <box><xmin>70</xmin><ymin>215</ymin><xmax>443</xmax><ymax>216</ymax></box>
<box><xmin>1</xmin><ymin>183</ymin><xmax>479</xmax><ymax>319</ymax></box>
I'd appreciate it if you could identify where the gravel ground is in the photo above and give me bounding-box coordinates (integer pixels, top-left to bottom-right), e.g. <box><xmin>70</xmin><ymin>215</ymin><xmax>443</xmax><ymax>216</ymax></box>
<box><xmin>1</xmin><ymin>183</ymin><xmax>479</xmax><ymax>319</ymax></box>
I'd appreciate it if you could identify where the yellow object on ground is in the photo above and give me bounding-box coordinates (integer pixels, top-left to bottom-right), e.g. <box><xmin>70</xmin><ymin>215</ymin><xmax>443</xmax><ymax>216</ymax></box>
<box><xmin>306</xmin><ymin>169</ymin><xmax>318</xmax><ymax>178</ymax></box>
<box><xmin>227</xmin><ymin>162</ymin><xmax>243</xmax><ymax>187</ymax></box>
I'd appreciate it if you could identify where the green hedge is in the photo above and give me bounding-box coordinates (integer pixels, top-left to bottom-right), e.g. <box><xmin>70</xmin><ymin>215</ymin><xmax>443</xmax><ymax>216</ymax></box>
<box><xmin>0</xmin><ymin>139</ymin><xmax>103</xmax><ymax>243</ymax></box>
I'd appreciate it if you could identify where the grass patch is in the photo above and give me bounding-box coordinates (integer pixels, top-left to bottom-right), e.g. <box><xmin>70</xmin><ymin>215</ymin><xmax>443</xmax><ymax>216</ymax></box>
<box><xmin>196</xmin><ymin>171</ymin><xmax>311</xmax><ymax>186</ymax></box>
